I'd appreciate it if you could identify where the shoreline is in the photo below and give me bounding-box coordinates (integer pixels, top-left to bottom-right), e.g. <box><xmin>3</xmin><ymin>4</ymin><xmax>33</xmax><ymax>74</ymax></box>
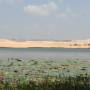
<box><xmin>0</xmin><ymin>47</ymin><xmax>90</xmax><ymax>49</ymax></box>
<box><xmin>0</xmin><ymin>38</ymin><xmax>90</xmax><ymax>48</ymax></box>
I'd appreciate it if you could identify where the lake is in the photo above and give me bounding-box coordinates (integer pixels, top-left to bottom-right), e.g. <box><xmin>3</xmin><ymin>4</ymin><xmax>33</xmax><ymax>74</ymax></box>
<box><xmin>0</xmin><ymin>48</ymin><xmax>90</xmax><ymax>60</ymax></box>
<box><xmin>0</xmin><ymin>48</ymin><xmax>90</xmax><ymax>83</ymax></box>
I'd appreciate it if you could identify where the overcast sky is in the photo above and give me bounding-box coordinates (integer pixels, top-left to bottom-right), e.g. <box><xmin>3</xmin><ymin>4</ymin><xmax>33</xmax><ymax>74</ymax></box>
<box><xmin>0</xmin><ymin>0</ymin><xmax>90</xmax><ymax>40</ymax></box>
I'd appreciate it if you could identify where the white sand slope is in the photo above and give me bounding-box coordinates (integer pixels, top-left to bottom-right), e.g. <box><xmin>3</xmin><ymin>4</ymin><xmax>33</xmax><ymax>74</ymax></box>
<box><xmin>0</xmin><ymin>39</ymin><xmax>90</xmax><ymax>48</ymax></box>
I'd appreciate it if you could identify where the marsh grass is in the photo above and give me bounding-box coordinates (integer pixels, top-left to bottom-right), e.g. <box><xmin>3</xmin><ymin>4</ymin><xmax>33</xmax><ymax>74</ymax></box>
<box><xmin>0</xmin><ymin>58</ymin><xmax>90</xmax><ymax>90</ymax></box>
<box><xmin>0</xmin><ymin>74</ymin><xmax>90</xmax><ymax>90</ymax></box>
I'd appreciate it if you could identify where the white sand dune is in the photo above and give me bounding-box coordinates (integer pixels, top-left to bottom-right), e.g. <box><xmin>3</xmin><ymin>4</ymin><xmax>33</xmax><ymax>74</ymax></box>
<box><xmin>0</xmin><ymin>39</ymin><xmax>90</xmax><ymax>48</ymax></box>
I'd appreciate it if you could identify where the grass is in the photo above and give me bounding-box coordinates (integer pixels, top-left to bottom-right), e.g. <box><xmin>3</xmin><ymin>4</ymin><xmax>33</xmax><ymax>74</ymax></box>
<box><xmin>0</xmin><ymin>58</ymin><xmax>90</xmax><ymax>90</ymax></box>
<box><xmin>0</xmin><ymin>74</ymin><xmax>90</xmax><ymax>90</ymax></box>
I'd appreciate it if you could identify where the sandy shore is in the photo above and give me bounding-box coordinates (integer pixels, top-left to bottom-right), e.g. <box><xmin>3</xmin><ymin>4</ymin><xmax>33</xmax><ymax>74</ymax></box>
<box><xmin>0</xmin><ymin>39</ymin><xmax>90</xmax><ymax>48</ymax></box>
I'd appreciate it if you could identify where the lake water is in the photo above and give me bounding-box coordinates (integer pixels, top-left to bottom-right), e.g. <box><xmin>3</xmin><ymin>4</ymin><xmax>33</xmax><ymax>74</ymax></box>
<box><xmin>0</xmin><ymin>48</ymin><xmax>90</xmax><ymax>77</ymax></box>
<box><xmin>0</xmin><ymin>48</ymin><xmax>90</xmax><ymax>60</ymax></box>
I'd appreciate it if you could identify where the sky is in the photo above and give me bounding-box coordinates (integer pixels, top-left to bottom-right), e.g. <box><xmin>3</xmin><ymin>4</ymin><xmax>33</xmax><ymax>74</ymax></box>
<box><xmin>0</xmin><ymin>0</ymin><xmax>90</xmax><ymax>40</ymax></box>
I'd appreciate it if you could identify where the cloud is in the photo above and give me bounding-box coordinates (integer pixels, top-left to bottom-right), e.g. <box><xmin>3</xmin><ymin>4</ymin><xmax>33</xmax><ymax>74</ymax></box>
<box><xmin>56</xmin><ymin>8</ymin><xmax>78</xmax><ymax>18</ymax></box>
<box><xmin>24</xmin><ymin>1</ymin><xmax>78</xmax><ymax>18</ymax></box>
<box><xmin>24</xmin><ymin>2</ymin><xmax>57</xmax><ymax>16</ymax></box>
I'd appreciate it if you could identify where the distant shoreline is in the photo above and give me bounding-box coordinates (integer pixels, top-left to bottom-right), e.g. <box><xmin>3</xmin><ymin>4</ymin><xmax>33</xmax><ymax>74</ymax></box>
<box><xmin>0</xmin><ymin>47</ymin><xmax>90</xmax><ymax>49</ymax></box>
<box><xmin>0</xmin><ymin>38</ymin><xmax>90</xmax><ymax>48</ymax></box>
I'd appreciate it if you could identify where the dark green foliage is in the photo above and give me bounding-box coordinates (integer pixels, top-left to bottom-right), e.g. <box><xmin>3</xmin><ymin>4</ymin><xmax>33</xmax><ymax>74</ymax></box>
<box><xmin>0</xmin><ymin>75</ymin><xmax>90</xmax><ymax>90</ymax></box>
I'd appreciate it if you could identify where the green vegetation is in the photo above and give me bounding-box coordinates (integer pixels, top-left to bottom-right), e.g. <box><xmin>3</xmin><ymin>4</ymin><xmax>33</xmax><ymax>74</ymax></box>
<box><xmin>0</xmin><ymin>58</ymin><xmax>90</xmax><ymax>90</ymax></box>
<box><xmin>0</xmin><ymin>74</ymin><xmax>90</xmax><ymax>90</ymax></box>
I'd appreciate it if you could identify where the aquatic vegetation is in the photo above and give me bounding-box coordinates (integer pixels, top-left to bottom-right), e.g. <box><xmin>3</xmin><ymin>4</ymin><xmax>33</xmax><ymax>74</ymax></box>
<box><xmin>0</xmin><ymin>58</ymin><xmax>90</xmax><ymax>90</ymax></box>
<box><xmin>0</xmin><ymin>75</ymin><xmax>90</xmax><ymax>90</ymax></box>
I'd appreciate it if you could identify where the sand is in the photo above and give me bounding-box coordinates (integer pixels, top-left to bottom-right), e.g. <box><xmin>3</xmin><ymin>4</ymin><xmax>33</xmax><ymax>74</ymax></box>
<box><xmin>0</xmin><ymin>38</ymin><xmax>90</xmax><ymax>48</ymax></box>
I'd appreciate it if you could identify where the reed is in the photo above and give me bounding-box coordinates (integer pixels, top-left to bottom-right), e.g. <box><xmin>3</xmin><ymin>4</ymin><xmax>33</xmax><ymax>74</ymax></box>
<box><xmin>0</xmin><ymin>74</ymin><xmax>90</xmax><ymax>90</ymax></box>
